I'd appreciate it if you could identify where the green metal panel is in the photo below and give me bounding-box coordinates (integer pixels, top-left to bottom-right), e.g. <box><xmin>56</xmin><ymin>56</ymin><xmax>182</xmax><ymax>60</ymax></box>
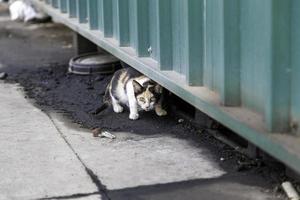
<box><xmin>112</xmin><ymin>0</ymin><xmax>118</xmax><ymax>40</ymax></box>
<box><xmin>116</xmin><ymin>0</ymin><xmax>130</xmax><ymax>46</ymax></box>
<box><xmin>59</xmin><ymin>0</ymin><xmax>67</xmax><ymax>13</ymax></box>
<box><xmin>51</xmin><ymin>0</ymin><xmax>58</xmax><ymax>8</ymax></box>
<box><xmin>88</xmin><ymin>0</ymin><xmax>98</xmax><ymax>30</ymax></box>
<box><xmin>31</xmin><ymin>0</ymin><xmax>300</xmax><ymax>174</ymax></box>
<box><xmin>291</xmin><ymin>0</ymin><xmax>300</xmax><ymax>135</ymax></box>
<box><xmin>148</xmin><ymin>0</ymin><xmax>158</xmax><ymax>60</ymax></box>
<box><xmin>204</xmin><ymin>0</ymin><xmax>223</xmax><ymax>93</ymax></box>
<box><xmin>182</xmin><ymin>0</ymin><xmax>204</xmax><ymax>86</ymax></box>
<box><xmin>204</xmin><ymin>0</ymin><xmax>240</xmax><ymax>105</ymax></box>
<box><xmin>76</xmin><ymin>0</ymin><xmax>87</xmax><ymax>23</ymax></box>
<box><xmin>265</xmin><ymin>0</ymin><xmax>291</xmax><ymax>132</ymax></box>
<box><xmin>136</xmin><ymin>0</ymin><xmax>150</xmax><ymax>57</ymax></box>
<box><xmin>128</xmin><ymin>0</ymin><xmax>151</xmax><ymax>57</ymax></box>
<box><xmin>97</xmin><ymin>0</ymin><xmax>103</xmax><ymax>32</ymax></box>
<box><xmin>128</xmin><ymin>0</ymin><xmax>136</xmax><ymax>48</ymax></box>
<box><xmin>221</xmin><ymin>0</ymin><xmax>240</xmax><ymax>106</ymax></box>
<box><xmin>157</xmin><ymin>0</ymin><xmax>172</xmax><ymax>70</ymax></box>
<box><xmin>101</xmin><ymin>0</ymin><xmax>113</xmax><ymax>37</ymax></box>
<box><xmin>240</xmin><ymin>0</ymin><xmax>270</xmax><ymax>114</ymax></box>
<box><xmin>171</xmin><ymin>0</ymin><xmax>184</xmax><ymax>74</ymax></box>
<box><xmin>112</xmin><ymin>0</ymin><xmax>130</xmax><ymax>46</ymax></box>
<box><xmin>67</xmin><ymin>0</ymin><xmax>76</xmax><ymax>18</ymax></box>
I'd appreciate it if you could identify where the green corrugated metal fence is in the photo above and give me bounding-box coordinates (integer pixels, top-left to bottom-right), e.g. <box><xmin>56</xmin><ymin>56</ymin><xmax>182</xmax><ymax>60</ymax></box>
<box><xmin>32</xmin><ymin>0</ymin><xmax>300</xmax><ymax>174</ymax></box>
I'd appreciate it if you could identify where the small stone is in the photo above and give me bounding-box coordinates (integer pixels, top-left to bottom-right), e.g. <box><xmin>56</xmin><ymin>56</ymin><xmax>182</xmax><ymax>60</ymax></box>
<box><xmin>100</xmin><ymin>131</ymin><xmax>116</xmax><ymax>139</ymax></box>
<box><xmin>178</xmin><ymin>119</ymin><xmax>184</xmax><ymax>123</ymax></box>
<box><xmin>220</xmin><ymin>157</ymin><xmax>225</xmax><ymax>161</ymax></box>
<box><xmin>62</xmin><ymin>44</ymin><xmax>73</xmax><ymax>49</ymax></box>
<box><xmin>92</xmin><ymin>128</ymin><xmax>101</xmax><ymax>137</ymax></box>
<box><xmin>86</xmin><ymin>86</ymin><xmax>94</xmax><ymax>90</ymax></box>
<box><xmin>198</xmin><ymin>129</ymin><xmax>205</xmax><ymax>134</ymax></box>
<box><xmin>95</xmin><ymin>75</ymin><xmax>104</xmax><ymax>82</ymax></box>
<box><xmin>0</xmin><ymin>72</ymin><xmax>7</xmax><ymax>80</ymax></box>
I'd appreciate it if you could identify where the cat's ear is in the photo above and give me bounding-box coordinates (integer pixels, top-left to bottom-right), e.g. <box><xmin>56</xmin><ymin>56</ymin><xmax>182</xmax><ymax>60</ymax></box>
<box><xmin>132</xmin><ymin>80</ymin><xmax>143</xmax><ymax>94</ymax></box>
<box><xmin>154</xmin><ymin>84</ymin><xmax>163</xmax><ymax>94</ymax></box>
<box><xmin>149</xmin><ymin>84</ymin><xmax>162</xmax><ymax>94</ymax></box>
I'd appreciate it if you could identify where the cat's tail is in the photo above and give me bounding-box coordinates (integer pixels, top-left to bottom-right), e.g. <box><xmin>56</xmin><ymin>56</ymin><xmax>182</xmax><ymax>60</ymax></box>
<box><xmin>92</xmin><ymin>84</ymin><xmax>111</xmax><ymax>115</ymax></box>
<box><xmin>92</xmin><ymin>102</ymin><xmax>109</xmax><ymax>115</ymax></box>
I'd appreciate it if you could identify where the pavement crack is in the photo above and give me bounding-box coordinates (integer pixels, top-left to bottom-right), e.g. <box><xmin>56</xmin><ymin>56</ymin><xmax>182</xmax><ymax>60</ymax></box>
<box><xmin>34</xmin><ymin>191</ymin><xmax>100</xmax><ymax>200</ymax></box>
<box><xmin>46</xmin><ymin>113</ymin><xmax>111</xmax><ymax>200</ymax></box>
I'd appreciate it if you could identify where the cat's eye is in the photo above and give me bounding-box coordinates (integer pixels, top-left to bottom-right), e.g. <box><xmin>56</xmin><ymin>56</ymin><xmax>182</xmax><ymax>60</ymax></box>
<box><xmin>150</xmin><ymin>97</ymin><xmax>156</xmax><ymax>102</ymax></box>
<box><xmin>139</xmin><ymin>97</ymin><xmax>145</xmax><ymax>102</ymax></box>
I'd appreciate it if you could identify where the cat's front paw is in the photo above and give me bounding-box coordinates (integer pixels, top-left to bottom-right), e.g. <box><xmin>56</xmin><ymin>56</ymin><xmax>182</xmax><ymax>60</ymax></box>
<box><xmin>156</xmin><ymin>109</ymin><xmax>167</xmax><ymax>116</ymax></box>
<box><xmin>155</xmin><ymin>107</ymin><xmax>167</xmax><ymax>116</ymax></box>
<box><xmin>129</xmin><ymin>113</ymin><xmax>139</xmax><ymax>120</ymax></box>
<box><xmin>113</xmin><ymin>104</ymin><xmax>124</xmax><ymax>113</ymax></box>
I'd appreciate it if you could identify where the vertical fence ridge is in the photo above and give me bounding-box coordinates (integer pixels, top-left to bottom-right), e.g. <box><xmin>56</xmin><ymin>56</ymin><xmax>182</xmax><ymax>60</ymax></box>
<box><xmin>116</xmin><ymin>0</ymin><xmax>130</xmax><ymax>46</ymax></box>
<box><xmin>59</xmin><ymin>0</ymin><xmax>67</xmax><ymax>13</ymax></box>
<box><xmin>77</xmin><ymin>0</ymin><xmax>87</xmax><ymax>23</ymax></box>
<box><xmin>183</xmin><ymin>0</ymin><xmax>204</xmax><ymax>86</ymax></box>
<box><xmin>134</xmin><ymin>0</ymin><xmax>150</xmax><ymax>57</ymax></box>
<box><xmin>148</xmin><ymin>0</ymin><xmax>158</xmax><ymax>60</ymax></box>
<box><xmin>157</xmin><ymin>0</ymin><xmax>172</xmax><ymax>70</ymax></box>
<box><xmin>221</xmin><ymin>0</ymin><xmax>241</xmax><ymax>106</ymax></box>
<box><xmin>291</xmin><ymin>0</ymin><xmax>300</xmax><ymax>135</ymax></box>
<box><xmin>101</xmin><ymin>0</ymin><xmax>113</xmax><ymax>37</ymax></box>
<box><xmin>88</xmin><ymin>0</ymin><xmax>98</xmax><ymax>30</ymax></box>
<box><xmin>265</xmin><ymin>0</ymin><xmax>291</xmax><ymax>132</ymax></box>
<box><xmin>67</xmin><ymin>0</ymin><xmax>76</xmax><ymax>18</ymax></box>
<box><xmin>203</xmin><ymin>0</ymin><xmax>223</xmax><ymax>93</ymax></box>
<box><xmin>51</xmin><ymin>0</ymin><xmax>58</xmax><ymax>8</ymax></box>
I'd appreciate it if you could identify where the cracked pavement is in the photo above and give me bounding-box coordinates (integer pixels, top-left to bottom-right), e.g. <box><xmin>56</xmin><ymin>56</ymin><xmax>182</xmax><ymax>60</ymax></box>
<box><xmin>0</xmin><ymin>83</ymin><xmax>278</xmax><ymax>200</ymax></box>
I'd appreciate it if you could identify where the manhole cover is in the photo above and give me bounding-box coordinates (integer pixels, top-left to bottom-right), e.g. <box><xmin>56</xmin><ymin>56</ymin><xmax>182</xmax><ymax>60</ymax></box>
<box><xmin>68</xmin><ymin>53</ymin><xmax>120</xmax><ymax>75</ymax></box>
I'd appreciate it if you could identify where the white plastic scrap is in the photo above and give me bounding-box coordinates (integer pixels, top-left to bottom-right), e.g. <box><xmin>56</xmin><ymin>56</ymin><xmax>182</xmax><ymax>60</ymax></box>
<box><xmin>9</xmin><ymin>0</ymin><xmax>37</xmax><ymax>22</ymax></box>
<box><xmin>100</xmin><ymin>131</ymin><xmax>116</xmax><ymax>139</ymax></box>
<box><xmin>281</xmin><ymin>181</ymin><xmax>300</xmax><ymax>200</ymax></box>
<box><xmin>178</xmin><ymin>118</ymin><xmax>184</xmax><ymax>123</ymax></box>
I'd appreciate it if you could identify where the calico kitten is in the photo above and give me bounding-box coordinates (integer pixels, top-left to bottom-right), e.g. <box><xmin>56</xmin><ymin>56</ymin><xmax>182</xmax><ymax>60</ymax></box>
<box><xmin>94</xmin><ymin>68</ymin><xmax>167</xmax><ymax>120</ymax></box>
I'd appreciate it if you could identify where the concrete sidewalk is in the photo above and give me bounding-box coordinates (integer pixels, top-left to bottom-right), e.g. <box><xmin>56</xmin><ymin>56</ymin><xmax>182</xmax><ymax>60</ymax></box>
<box><xmin>0</xmin><ymin>83</ymin><xmax>102</xmax><ymax>200</ymax></box>
<box><xmin>0</xmin><ymin>82</ymin><xmax>278</xmax><ymax>200</ymax></box>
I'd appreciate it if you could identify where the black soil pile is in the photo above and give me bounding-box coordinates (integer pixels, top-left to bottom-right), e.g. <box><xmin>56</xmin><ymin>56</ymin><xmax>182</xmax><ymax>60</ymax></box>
<box><xmin>5</xmin><ymin>63</ymin><xmax>183</xmax><ymax>136</ymax></box>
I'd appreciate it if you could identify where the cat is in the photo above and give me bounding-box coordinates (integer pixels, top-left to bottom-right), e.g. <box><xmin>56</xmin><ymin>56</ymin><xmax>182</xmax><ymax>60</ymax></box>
<box><xmin>94</xmin><ymin>67</ymin><xmax>167</xmax><ymax>120</ymax></box>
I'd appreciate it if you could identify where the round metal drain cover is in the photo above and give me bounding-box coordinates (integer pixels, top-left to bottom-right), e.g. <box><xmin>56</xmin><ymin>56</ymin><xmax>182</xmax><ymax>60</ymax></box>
<box><xmin>69</xmin><ymin>53</ymin><xmax>120</xmax><ymax>75</ymax></box>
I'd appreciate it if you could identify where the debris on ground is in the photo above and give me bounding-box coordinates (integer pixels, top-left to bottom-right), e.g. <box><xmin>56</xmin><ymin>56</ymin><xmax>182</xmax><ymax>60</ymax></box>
<box><xmin>62</xmin><ymin>44</ymin><xmax>73</xmax><ymax>49</ymax></box>
<box><xmin>208</xmin><ymin>129</ymin><xmax>247</xmax><ymax>155</ymax></box>
<box><xmin>9</xmin><ymin>0</ymin><xmax>36</xmax><ymax>22</ymax></box>
<box><xmin>92</xmin><ymin>128</ymin><xmax>116</xmax><ymax>139</ymax></box>
<box><xmin>178</xmin><ymin>118</ymin><xmax>184</xmax><ymax>123</ymax></box>
<box><xmin>100</xmin><ymin>131</ymin><xmax>116</xmax><ymax>139</ymax></box>
<box><xmin>197</xmin><ymin>129</ymin><xmax>205</xmax><ymax>134</ymax></box>
<box><xmin>0</xmin><ymin>72</ymin><xmax>7</xmax><ymax>80</ymax></box>
<box><xmin>92</xmin><ymin>128</ymin><xmax>101</xmax><ymax>137</ymax></box>
<box><xmin>236</xmin><ymin>159</ymin><xmax>261</xmax><ymax>172</ymax></box>
<box><xmin>282</xmin><ymin>181</ymin><xmax>300</xmax><ymax>200</ymax></box>
<box><xmin>9</xmin><ymin>0</ymin><xmax>48</xmax><ymax>22</ymax></box>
